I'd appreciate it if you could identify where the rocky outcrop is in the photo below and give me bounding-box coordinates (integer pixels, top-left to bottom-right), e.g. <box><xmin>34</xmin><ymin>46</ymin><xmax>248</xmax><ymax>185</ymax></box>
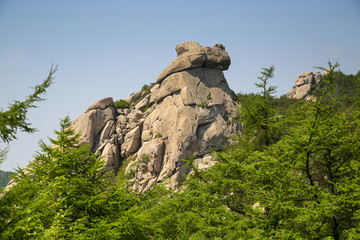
<box><xmin>70</xmin><ymin>41</ymin><xmax>241</xmax><ymax>192</ymax></box>
<box><xmin>71</xmin><ymin>97</ymin><xmax>119</xmax><ymax>171</ymax></box>
<box><xmin>287</xmin><ymin>72</ymin><xmax>322</xmax><ymax>100</ymax></box>
<box><xmin>156</xmin><ymin>41</ymin><xmax>231</xmax><ymax>83</ymax></box>
<box><xmin>0</xmin><ymin>170</ymin><xmax>14</xmax><ymax>189</ymax></box>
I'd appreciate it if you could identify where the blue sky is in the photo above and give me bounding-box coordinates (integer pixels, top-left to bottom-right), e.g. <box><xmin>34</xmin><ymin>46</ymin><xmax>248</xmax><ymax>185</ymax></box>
<box><xmin>1</xmin><ymin>0</ymin><xmax>359</xmax><ymax>171</ymax></box>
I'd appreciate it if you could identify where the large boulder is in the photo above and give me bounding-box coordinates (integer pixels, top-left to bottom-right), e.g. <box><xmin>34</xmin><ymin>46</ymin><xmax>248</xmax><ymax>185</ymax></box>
<box><xmin>71</xmin><ymin>97</ymin><xmax>119</xmax><ymax>170</ymax></box>
<box><xmin>156</xmin><ymin>41</ymin><xmax>231</xmax><ymax>83</ymax></box>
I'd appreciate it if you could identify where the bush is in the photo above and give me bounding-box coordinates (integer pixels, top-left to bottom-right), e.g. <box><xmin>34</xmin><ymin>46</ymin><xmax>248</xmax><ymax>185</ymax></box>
<box><xmin>114</xmin><ymin>99</ymin><xmax>131</xmax><ymax>109</ymax></box>
<box><xmin>155</xmin><ymin>133</ymin><xmax>162</xmax><ymax>138</ymax></box>
<box><xmin>141</xmin><ymin>84</ymin><xmax>151</xmax><ymax>93</ymax></box>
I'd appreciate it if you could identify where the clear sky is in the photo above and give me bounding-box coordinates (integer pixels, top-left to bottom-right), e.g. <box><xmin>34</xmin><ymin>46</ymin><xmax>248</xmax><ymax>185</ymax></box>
<box><xmin>1</xmin><ymin>0</ymin><xmax>359</xmax><ymax>171</ymax></box>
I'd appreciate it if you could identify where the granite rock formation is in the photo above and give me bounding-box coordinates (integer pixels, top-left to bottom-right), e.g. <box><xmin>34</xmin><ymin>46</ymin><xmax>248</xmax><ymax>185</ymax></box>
<box><xmin>287</xmin><ymin>72</ymin><xmax>322</xmax><ymax>100</ymax></box>
<box><xmin>70</xmin><ymin>41</ymin><xmax>241</xmax><ymax>192</ymax></box>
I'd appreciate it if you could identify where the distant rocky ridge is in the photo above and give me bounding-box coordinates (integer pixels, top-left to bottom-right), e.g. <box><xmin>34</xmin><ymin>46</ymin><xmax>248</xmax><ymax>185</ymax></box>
<box><xmin>70</xmin><ymin>41</ymin><xmax>241</xmax><ymax>192</ymax></box>
<box><xmin>287</xmin><ymin>72</ymin><xmax>323</xmax><ymax>100</ymax></box>
<box><xmin>0</xmin><ymin>170</ymin><xmax>14</xmax><ymax>189</ymax></box>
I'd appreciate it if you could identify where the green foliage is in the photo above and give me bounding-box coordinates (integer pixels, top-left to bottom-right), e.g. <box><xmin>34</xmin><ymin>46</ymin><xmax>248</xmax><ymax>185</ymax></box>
<box><xmin>1</xmin><ymin>63</ymin><xmax>360</xmax><ymax>239</ymax></box>
<box><xmin>0</xmin><ymin>117</ymin><xmax>113</xmax><ymax>239</ymax></box>
<box><xmin>0</xmin><ymin>65</ymin><xmax>55</xmax><ymax>169</ymax></box>
<box><xmin>0</xmin><ymin>147</ymin><xmax>9</xmax><ymax>167</ymax></box>
<box><xmin>117</xmin><ymin>155</ymin><xmax>134</xmax><ymax>180</ymax></box>
<box><xmin>141</xmin><ymin>84</ymin><xmax>151</xmax><ymax>93</ymax></box>
<box><xmin>140</xmin><ymin>155</ymin><xmax>150</xmax><ymax>163</ymax></box>
<box><xmin>197</xmin><ymin>93</ymin><xmax>212</xmax><ymax>109</ymax></box>
<box><xmin>144</xmin><ymin>62</ymin><xmax>360</xmax><ymax>239</ymax></box>
<box><xmin>255</xmin><ymin>65</ymin><xmax>276</xmax><ymax>98</ymax></box>
<box><xmin>143</xmin><ymin>101</ymin><xmax>153</xmax><ymax>112</ymax></box>
<box><xmin>312</xmin><ymin>68</ymin><xmax>360</xmax><ymax>109</ymax></box>
<box><xmin>0</xmin><ymin>66</ymin><xmax>56</xmax><ymax>144</ymax></box>
<box><xmin>155</xmin><ymin>133</ymin><xmax>163</xmax><ymax>138</ymax></box>
<box><xmin>246</xmin><ymin>63</ymin><xmax>360</xmax><ymax>239</ymax></box>
<box><xmin>114</xmin><ymin>99</ymin><xmax>131</xmax><ymax>109</ymax></box>
<box><xmin>232</xmin><ymin>62</ymin><xmax>360</xmax><ymax>239</ymax></box>
<box><xmin>238</xmin><ymin>66</ymin><xmax>280</xmax><ymax>147</ymax></box>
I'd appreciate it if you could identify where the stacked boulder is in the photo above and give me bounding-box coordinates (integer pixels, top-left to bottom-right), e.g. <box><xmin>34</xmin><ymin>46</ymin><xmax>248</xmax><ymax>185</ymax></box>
<box><xmin>70</xmin><ymin>41</ymin><xmax>241</xmax><ymax>192</ymax></box>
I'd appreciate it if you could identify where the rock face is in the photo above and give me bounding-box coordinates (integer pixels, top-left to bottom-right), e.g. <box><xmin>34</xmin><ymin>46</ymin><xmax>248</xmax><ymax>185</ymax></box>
<box><xmin>287</xmin><ymin>72</ymin><xmax>322</xmax><ymax>100</ymax></box>
<box><xmin>70</xmin><ymin>41</ymin><xmax>241</xmax><ymax>192</ymax></box>
<box><xmin>71</xmin><ymin>97</ymin><xmax>119</xmax><ymax>171</ymax></box>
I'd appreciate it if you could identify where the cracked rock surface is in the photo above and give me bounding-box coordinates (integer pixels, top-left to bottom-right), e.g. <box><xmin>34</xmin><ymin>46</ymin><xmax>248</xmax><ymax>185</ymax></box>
<box><xmin>70</xmin><ymin>41</ymin><xmax>241</xmax><ymax>192</ymax></box>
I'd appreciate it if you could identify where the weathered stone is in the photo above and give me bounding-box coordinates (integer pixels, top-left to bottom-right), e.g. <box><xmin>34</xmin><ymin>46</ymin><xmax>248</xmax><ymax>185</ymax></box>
<box><xmin>156</xmin><ymin>41</ymin><xmax>230</xmax><ymax>83</ymax></box>
<box><xmin>127</xmin><ymin>110</ymin><xmax>143</xmax><ymax>124</ymax></box>
<box><xmin>98</xmin><ymin>120</ymin><xmax>116</xmax><ymax>147</ymax></box>
<box><xmin>203</xmin><ymin>45</ymin><xmax>231</xmax><ymax>70</ymax></box>
<box><xmin>137</xmin><ymin>138</ymin><xmax>164</xmax><ymax>173</ymax></box>
<box><xmin>125</xmin><ymin>91</ymin><xmax>142</xmax><ymax>104</ymax></box>
<box><xmin>71</xmin><ymin>106</ymin><xmax>115</xmax><ymax>149</ymax></box>
<box><xmin>180</xmin><ymin>86</ymin><xmax>196</xmax><ymax>106</ymax></box>
<box><xmin>194</xmin><ymin>154</ymin><xmax>216</xmax><ymax>170</ymax></box>
<box><xmin>101</xmin><ymin>141</ymin><xmax>119</xmax><ymax>169</ymax></box>
<box><xmin>135</xmin><ymin>95</ymin><xmax>150</xmax><ymax>111</ymax></box>
<box><xmin>86</xmin><ymin>97</ymin><xmax>113</xmax><ymax>112</ymax></box>
<box><xmin>116</xmin><ymin>115</ymin><xmax>127</xmax><ymax>129</ymax></box>
<box><xmin>197</xmin><ymin>108</ymin><xmax>215</xmax><ymax>126</ymax></box>
<box><xmin>124</xmin><ymin>45</ymin><xmax>240</xmax><ymax>192</ymax></box>
<box><xmin>175</xmin><ymin>41</ymin><xmax>202</xmax><ymax>57</ymax></box>
<box><xmin>287</xmin><ymin>71</ymin><xmax>323</xmax><ymax>100</ymax></box>
<box><xmin>121</xmin><ymin>126</ymin><xmax>141</xmax><ymax>157</ymax></box>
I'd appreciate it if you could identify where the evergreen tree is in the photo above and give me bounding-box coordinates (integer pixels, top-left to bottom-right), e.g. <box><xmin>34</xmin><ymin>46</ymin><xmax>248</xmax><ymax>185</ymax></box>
<box><xmin>0</xmin><ymin>66</ymin><xmax>56</xmax><ymax>165</ymax></box>
<box><xmin>0</xmin><ymin>117</ymin><xmax>109</xmax><ymax>239</ymax></box>
<box><xmin>0</xmin><ymin>117</ymin><xmax>151</xmax><ymax>239</ymax></box>
<box><xmin>1</xmin><ymin>63</ymin><xmax>359</xmax><ymax>239</ymax></box>
<box><xmin>238</xmin><ymin>66</ymin><xmax>280</xmax><ymax>147</ymax></box>
<box><xmin>250</xmin><ymin>62</ymin><xmax>360</xmax><ymax>239</ymax></box>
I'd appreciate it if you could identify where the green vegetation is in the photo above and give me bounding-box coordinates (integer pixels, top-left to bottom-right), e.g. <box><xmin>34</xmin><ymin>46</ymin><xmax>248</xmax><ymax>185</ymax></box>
<box><xmin>197</xmin><ymin>93</ymin><xmax>212</xmax><ymax>109</ymax></box>
<box><xmin>141</xmin><ymin>84</ymin><xmax>151</xmax><ymax>93</ymax></box>
<box><xmin>1</xmin><ymin>63</ymin><xmax>360</xmax><ymax>239</ymax></box>
<box><xmin>0</xmin><ymin>66</ymin><xmax>56</xmax><ymax>166</ymax></box>
<box><xmin>114</xmin><ymin>99</ymin><xmax>131</xmax><ymax>109</ymax></box>
<box><xmin>155</xmin><ymin>133</ymin><xmax>162</xmax><ymax>138</ymax></box>
<box><xmin>143</xmin><ymin>101</ymin><xmax>153</xmax><ymax>112</ymax></box>
<box><xmin>116</xmin><ymin>155</ymin><xmax>134</xmax><ymax>180</ymax></box>
<box><xmin>312</xmin><ymin>69</ymin><xmax>360</xmax><ymax>108</ymax></box>
<box><xmin>0</xmin><ymin>66</ymin><xmax>56</xmax><ymax>144</ymax></box>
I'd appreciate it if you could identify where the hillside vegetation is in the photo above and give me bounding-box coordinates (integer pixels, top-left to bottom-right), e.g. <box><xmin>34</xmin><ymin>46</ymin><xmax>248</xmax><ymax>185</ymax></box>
<box><xmin>0</xmin><ymin>63</ymin><xmax>359</xmax><ymax>239</ymax></box>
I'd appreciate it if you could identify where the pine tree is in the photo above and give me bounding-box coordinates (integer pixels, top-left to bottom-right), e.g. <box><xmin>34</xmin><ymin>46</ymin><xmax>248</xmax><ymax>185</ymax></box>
<box><xmin>0</xmin><ymin>117</ymin><xmax>109</xmax><ymax>239</ymax></box>
<box><xmin>251</xmin><ymin>62</ymin><xmax>360</xmax><ymax>239</ymax></box>
<box><xmin>0</xmin><ymin>117</ymin><xmax>152</xmax><ymax>239</ymax></box>
<box><xmin>0</xmin><ymin>65</ymin><xmax>56</xmax><ymax>165</ymax></box>
<box><xmin>239</xmin><ymin>66</ymin><xmax>279</xmax><ymax>147</ymax></box>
